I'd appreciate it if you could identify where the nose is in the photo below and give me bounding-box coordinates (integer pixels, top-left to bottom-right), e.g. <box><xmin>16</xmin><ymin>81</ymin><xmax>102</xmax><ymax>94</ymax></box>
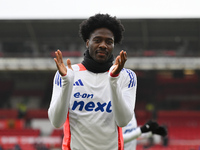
<box><xmin>99</xmin><ymin>41</ymin><xmax>107</xmax><ymax>49</ymax></box>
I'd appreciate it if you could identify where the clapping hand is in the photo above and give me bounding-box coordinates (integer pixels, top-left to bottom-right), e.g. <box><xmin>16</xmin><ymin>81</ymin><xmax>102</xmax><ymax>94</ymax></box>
<box><xmin>111</xmin><ymin>50</ymin><xmax>127</xmax><ymax>75</ymax></box>
<box><xmin>54</xmin><ymin>50</ymin><xmax>73</xmax><ymax>76</ymax></box>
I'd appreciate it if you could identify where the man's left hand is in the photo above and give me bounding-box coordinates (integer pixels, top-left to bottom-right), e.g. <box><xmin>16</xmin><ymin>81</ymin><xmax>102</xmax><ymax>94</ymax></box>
<box><xmin>111</xmin><ymin>50</ymin><xmax>127</xmax><ymax>75</ymax></box>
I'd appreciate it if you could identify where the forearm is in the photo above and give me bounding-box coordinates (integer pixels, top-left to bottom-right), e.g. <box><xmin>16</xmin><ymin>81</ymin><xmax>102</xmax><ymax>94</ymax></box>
<box><xmin>139</xmin><ymin>131</ymin><xmax>153</xmax><ymax>140</ymax></box>
<box><xmin>109</xmin><ymin>72</ymin><xmax>135</xmax><ymax>127</ymax></box>
<box><xmin>48</xmin><ymin>70</ymin><xmax>74</xmax><ymax>128</ymax></box>
<box><xmin>123</xmin><ymin>128</ymin><xmax>153</xmax><ymax>143</ymax></box>
<box><xmin>123</xmin><ymin>127</ymin><xmax>142</xmax><ymax>143</ymax></box>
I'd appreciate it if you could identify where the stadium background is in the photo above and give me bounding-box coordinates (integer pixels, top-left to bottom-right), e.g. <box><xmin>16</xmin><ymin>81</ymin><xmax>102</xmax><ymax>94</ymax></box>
<box><xmin>0</xmin><ymin>18</ymin><xmax>200</xmax><ymax>150</ymax></box>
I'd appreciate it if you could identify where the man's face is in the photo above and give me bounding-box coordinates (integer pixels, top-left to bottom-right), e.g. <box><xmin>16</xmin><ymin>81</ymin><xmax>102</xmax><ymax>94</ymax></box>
<box><xmin>86</xmin><ymin>28</ymin><xmax>114</xmax><ymax>63</ymax></box>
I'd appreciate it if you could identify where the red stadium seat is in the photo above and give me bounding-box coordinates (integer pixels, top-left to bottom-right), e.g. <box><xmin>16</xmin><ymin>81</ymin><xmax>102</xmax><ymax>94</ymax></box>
<box><xmin>157</xmin><ymin>110</ymin><xmax>200</xmax><ymax>127</ymax></box>
<box><xmin>20</xmin><ymin>144</ymin><xmax>36</xmax><ymax>150</ymax></box>
<box><xmin>0</xmin><ymin>109</ymin><xmax>18</xmax><ymax>119</ymax></box>
<box><xmin>25</xmin><ymin>109</ymin><xmax>48</xmax><ymax>119</ymax></box>
<box><xmin>0</xmin><ymin>129</ymin><xmax>40</xmax><ymax>136</ymax></box>
<box><xmin>135</xmin><ymin>110</ymin><xmax>153</xmax><ymax>125</ymax></box>
<box><xmin>51</xmin><ymin>129</ymin><xmax>64</xmax><ymax>137</ymax></box>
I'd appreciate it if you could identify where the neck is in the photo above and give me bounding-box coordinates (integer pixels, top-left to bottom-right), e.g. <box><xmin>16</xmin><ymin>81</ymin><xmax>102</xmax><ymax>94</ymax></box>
<box><xmin>81</xmin><ymin>50</ymin><xmax>114</xmax><ymax>73</ymax></box>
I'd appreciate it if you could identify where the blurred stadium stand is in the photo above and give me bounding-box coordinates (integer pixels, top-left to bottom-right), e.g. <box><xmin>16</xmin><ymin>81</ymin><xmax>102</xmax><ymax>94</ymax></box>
<box><xmin>1</xmin><ymin>19</ymin><xmax>200</xmax><ymax>70</ymax></box>
<box><xmin>1</xmin><ymin>19</ymin><xmax>200</xmax><ymax>58</ymax></box>
<box><xmin>0</xmin><ymin>19</ymin><xmax>200</xmax><ymax>149</ymax></box>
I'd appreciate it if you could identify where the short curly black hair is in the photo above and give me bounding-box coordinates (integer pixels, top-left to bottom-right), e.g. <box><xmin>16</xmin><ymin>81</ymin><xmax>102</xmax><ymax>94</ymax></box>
<box><xmin>79</xmin><ymin>13</ymin><xmax>125</xmax><ymax>44</ymax></box>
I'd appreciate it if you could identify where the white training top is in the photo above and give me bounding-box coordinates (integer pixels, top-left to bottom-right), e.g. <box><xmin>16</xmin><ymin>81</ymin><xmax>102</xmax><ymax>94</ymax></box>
<box><xmin>48</xmin><ymin>63</ymin><xmax>137</xmax><ymax>150</ymax></box>
<box><xmin>123</xmin><ymin>115</ymin><xmax>154</xmax><ymax>150</ymax></box>
<box><xmin>123</xmin><ymin>114</ymin><xmax>139</xmax><ymax>150</ymax></box>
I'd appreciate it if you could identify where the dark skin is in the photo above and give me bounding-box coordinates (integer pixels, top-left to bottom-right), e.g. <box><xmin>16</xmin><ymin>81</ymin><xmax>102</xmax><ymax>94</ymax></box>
<box><xmin>54</xmin><ymin>27</ymin><xmax>127</xmax><ymax>76</ymax></box>
<box><xmin>86</xmin><ymin>28</ymin><xmax>114</xmax><ymax>63</ymax></box>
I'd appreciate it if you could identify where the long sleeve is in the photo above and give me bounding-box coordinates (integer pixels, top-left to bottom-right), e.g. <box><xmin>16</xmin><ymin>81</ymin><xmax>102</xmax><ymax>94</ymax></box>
<box><xmin>123</xmin><ymin>128</ymin><xmax>153</xmax><ymax>144</ymax></box>
<box><xmin>108</xmin><ymin>66</ymin><xmax>137</xmax><ymax>127</ymax></box>
<box><xmin>48</xmin><ymin>68</ymin><xmax>74</xmax><ymax>128</ymax></box>
<box><xmin>123</xmin><ymin>127</ymin><xmax>142</xmax><ymax>143</ymax></box>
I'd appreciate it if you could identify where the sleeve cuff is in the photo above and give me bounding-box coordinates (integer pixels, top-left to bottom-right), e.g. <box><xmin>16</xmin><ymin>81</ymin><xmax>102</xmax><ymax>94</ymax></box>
<box><xmin>62</xmin><ymin>74</ymin><xmax>67</xmax><ymax>77</ymax></box>
<box><xmin>110</xmin><ymin>72</ymin><xmax>119</xmax><ymax>77</ymax></box>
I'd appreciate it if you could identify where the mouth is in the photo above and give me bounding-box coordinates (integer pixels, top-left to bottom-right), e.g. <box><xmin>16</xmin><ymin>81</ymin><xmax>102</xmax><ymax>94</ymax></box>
<box><xmin>96</xmin><ymin>50</ymin><xmax>108</xmax><ymax>56</ymax></box>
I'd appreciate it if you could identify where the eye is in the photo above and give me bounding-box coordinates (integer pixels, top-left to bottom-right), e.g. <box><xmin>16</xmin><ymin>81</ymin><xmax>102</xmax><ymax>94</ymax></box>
<box><xmin>93</xmin><ymin>38</ymin><xmax>101</xmax><ymax>43</ymax></box>
<box><xmin>106</xmin><ymin>40</ymin><xmax>114</xmax><ymax>45</ymax></box>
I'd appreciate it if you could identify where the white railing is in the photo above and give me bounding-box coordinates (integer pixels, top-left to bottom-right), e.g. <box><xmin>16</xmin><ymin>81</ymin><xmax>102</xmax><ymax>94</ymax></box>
<box><xmin>0</xmin><ymin>57</ymin><xmax>200</xmax><ymax>70</ymax></box>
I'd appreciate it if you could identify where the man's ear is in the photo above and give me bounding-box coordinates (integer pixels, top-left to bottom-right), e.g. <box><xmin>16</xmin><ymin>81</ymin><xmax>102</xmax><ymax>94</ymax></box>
<box><xmin>86</xmin><ymin>39</ymin><xmax>89</xmax><ymax>49</ymax></box>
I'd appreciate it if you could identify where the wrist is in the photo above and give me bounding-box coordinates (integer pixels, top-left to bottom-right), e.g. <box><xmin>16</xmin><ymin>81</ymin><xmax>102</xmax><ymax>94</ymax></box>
<box><xmin>110</xmin><ymin>72</ymin><xmax>119</xmax><ymax>77</ymax></box>
<box><xmin>62</xmin><ymin>74</ymin><xmax>67</xmax><ymax>77</ymax></box>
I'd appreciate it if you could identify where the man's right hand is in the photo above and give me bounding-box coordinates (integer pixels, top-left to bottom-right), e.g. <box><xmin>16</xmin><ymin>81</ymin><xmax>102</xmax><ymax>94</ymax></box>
<box><xmin>54</xmin><ymin>49</ymin><xmax>72</xmax><ymax>76</ymax></box>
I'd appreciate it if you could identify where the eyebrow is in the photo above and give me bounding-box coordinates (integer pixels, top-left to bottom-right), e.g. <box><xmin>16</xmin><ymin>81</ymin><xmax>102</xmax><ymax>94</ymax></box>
<box><xmin>93</xmin><ymin>36</ymin><xmax>114</xmax><ymax>41</ymax></box>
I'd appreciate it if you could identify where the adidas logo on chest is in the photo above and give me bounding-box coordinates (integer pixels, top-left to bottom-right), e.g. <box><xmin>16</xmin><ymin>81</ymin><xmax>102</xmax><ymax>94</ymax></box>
<box><xmin>73</xmin><ymin>79</ymin><xmax>84</xmax><ymax>86</ymax></box>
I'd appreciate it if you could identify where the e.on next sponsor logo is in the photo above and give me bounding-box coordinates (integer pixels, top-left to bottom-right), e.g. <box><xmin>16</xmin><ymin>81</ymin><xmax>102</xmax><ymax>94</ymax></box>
<box><xmin>72</xmin><ymin>100</ymin><xmax>112</xmax><ymax>113</ymax></box>
<box><xmin>72</xmin><ymin>92</ymin><xmax>112</xmax><ymax>113</ymax></box>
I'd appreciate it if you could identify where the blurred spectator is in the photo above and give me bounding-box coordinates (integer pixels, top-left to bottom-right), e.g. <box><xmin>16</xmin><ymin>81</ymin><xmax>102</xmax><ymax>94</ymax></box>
<box><xmin>14</xmin><ymin>144</ymin><xmax>21</xmax><ymax>150</ymax></box>
<box><xmin>145</xmin><ymin>103</ymin><xmax>157</xmax><ymax>119</ymax></box>
<box><xmin>17</xmin><ymin>99</ymin><xmax>27</xmax><ymax>119</ymax></box>
<box><xmin>8</xmin><ymin>119</ymin><xmax>15</xmax><ymax>129</ymax></box>
<box><xmin>162</xmin><ymin>125</ymin><xmax>169</xmax><ymax>147</ymax></box>
<box><xmin>143</xmin><ymin>136</ymin><xmax>154</xmax><ymax>149</ymax></box>
<box><xmin>162</xmin><ymin>135</ymin><xmax>169</xmax><ymax>147</ymax></box>
<box><xmin>34</xmin><ymin>143</ymin><xmax>49</xmax><ymax>150</ymax></box>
